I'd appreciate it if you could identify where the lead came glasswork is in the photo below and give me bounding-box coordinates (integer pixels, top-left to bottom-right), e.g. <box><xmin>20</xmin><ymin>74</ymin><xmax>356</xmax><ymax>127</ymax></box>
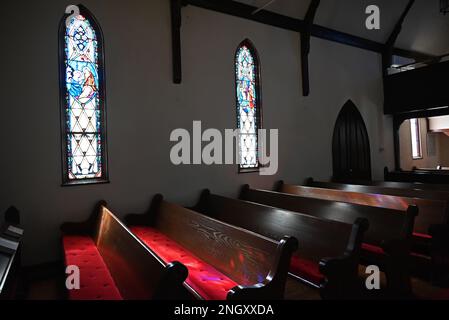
<box><xmin>235</xmin><ymin>42</ymin><xmax>260</xmax><ymax>170</ymax></box>
<box><xmin>64</xmin><ymin>14</ymin><xmax>102</xmax><ymax>180</ymax></box>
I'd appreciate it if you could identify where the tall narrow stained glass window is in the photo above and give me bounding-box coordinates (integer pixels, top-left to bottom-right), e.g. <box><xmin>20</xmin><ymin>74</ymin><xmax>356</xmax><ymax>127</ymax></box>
<box><xmin>59</xmin><ymin>6</ymin><xmax>108</xmax><ymax>185</ymax></box>
<box><xmin>235</xmin><ymin>40</ymin><xmax>261</xmax><ymax>171</ymax></box>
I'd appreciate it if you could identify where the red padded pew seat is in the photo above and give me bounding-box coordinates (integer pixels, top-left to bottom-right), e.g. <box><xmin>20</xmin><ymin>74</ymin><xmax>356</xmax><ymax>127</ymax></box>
<box><xmin>289</xmin><ymin>255</ymin><xmax>325</xmax><ymax>284</ymax></box>
<box><xmin>362</xmin><ymin>243</ymin><xmax>385</xmax><ymax>256</ymax></box>
<box><xmin>130</xmin><ymin>226</ymin><xmax>238</xmax><ymax>300</ymax></box>
<box><xmin>413</xmin><ymin>232</ymin><xmax>432</xmax><ymax>240</ymax></box>
<box><xmin>62</xmin><ymin>235</ymin><xmax>122</xmax><ymax>300</ymax></box>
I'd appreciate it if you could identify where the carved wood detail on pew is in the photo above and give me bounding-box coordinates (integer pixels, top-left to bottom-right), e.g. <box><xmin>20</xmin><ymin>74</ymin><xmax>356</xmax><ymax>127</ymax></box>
<box><xmin>194</xmin><ymin>189</ymin><xmax>369</xmax><ymax>299</ymax></box>
<box><xmin>125</xmin><ymin>194</ymin><xmax>298</xmax><ymax>300</ymax></box>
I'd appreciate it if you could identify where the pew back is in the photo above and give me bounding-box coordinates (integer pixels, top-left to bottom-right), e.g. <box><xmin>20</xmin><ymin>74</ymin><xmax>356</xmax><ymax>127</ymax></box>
<box><xmin>243</xmin><ymin>186</ymin><xmax>416</xmax><ymax>246</ymax></box>
<box><xmin>125</xmin><ymin>194</ymin><xmax>298</xmax><ymax>300</ymax></box>
<box><xmin>307</xmin><ymin>179</ymin><xmax>449</xmax><ymax>202</ymax></box>
<box><xmin>93</xmin><ymin>206</ymin><xmax>175</xmax><ymax>299</ymax></box>
<box><xmin>348</xmin><ymin>180</ymin><xmax>449</xmax><ymax>192</ymax></box>
<box><xmin>153</xmin><ymin>200</ymin><xmax>282</xmax><ymax>287</ymax></box>
<box><xmin>61</xmin><ymin>203</ymin><xmax>188</xmax><ymax>300</ymax></box>
<box><xmin>305</xmin><ymin>179</ymin><xmax>449</xmax><ymax>233</ymax></box>
<box><xmin>194</xmin><ymin>192</ymin><xmax>355</xmax><ymax>264</ymax></box>
<box><xmin>279</xmin><ymin>182</ymin><xmax>440</xmax><ymax>234</ymax></box>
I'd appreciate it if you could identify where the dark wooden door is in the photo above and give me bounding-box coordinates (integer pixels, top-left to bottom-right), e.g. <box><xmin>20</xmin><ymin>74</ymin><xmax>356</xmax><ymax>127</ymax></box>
<box><xmin>332</xmin><ymin>100</ymin><xmax>372</xmax><ymax>181</ymax></box>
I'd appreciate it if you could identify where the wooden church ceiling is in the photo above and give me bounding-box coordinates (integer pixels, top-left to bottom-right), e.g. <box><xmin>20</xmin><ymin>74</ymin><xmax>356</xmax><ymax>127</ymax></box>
<box><xmin>236</xmin><ymin>0</ymin><xmax>449</xmax><ymax>56</ymax></box>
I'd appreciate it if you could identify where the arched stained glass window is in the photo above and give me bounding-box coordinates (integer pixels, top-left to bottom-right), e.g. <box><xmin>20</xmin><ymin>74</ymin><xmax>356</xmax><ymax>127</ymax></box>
<box><xmin>235</xmin><ymin>39</ymin><xmax>261</xmax><ymax>171</ymax></box>
<box><xmin>59</xmin><ymin>6</ymin><xmax>108</xmax><ymax>185</ymax></box>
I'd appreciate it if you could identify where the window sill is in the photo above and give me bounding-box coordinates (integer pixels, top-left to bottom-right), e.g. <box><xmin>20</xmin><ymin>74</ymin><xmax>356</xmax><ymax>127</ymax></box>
<box><xmin>62</xmin><ymin>178</ymin><xmax>110</xmax><ymax>187</ymax></box>
<box><xmin>238</xmin><ymin>167</ymin><xmax>260</xmax><ymax>174</ymax></box>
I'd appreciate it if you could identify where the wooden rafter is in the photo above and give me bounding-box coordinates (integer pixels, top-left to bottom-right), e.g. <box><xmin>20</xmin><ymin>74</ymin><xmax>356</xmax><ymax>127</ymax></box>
<box><xmin>171</xmin><ymin>0</ymin><xmax>434</xmax><ymax>86</ymax></box>
<box><xmin>171</xmin><ymin>0</ymin><xmax>183</xmax><ymax>84</ymax></box>
<box><xmin>382</xmin><ymin>0</ymin><xmax>416</xmax><ymax>76</ymax></box>
<box><xmin>301</xmin><ymin>0</ymin><xmax>320</xmax><ymax>96</ymax></box>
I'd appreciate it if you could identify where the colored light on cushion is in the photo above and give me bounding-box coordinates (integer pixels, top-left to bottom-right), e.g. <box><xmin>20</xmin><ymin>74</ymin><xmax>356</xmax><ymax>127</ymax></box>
<box><xmin>130</xmin><ymin>226</ymin><xmax>238</xmax><ymax>300</ymax></box>
<box><xmin>63</xmin><ymin>235</ymin><xmax>122</xmax><ymax>300</ymax></box>
<box><xmin>413</xmin><ymin>232</ymin><xmax>432</xmax><ymax>240</ymax></box>
<box><xmin>362</xmin><ymin>243</ymin><xmax>385</xmax><ymax>255</ymax></box>
<box><xmin>289</xmin><ymin>255</ymin><xmax>324</xmax><ymax>285</ymax></box>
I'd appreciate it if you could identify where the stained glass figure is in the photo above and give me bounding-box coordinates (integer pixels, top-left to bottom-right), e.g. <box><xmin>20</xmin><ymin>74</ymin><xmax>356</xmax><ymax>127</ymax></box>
<box><xmin>61</xmin><ymin>10</ymin><xmax>107</xmax><ymax>182</ymax></box>
<box><xmin>235</xmin><ymin>41</ymin><xmax>261</xmax><ymax>170</ymax></box>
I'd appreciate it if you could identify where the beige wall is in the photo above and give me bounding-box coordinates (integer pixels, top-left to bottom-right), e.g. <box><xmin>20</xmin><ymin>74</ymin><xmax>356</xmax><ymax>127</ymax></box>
<box><xmin>399</xmin><ymin>118</ymin><xmax>449</xmax><ymax>170</ymax></box>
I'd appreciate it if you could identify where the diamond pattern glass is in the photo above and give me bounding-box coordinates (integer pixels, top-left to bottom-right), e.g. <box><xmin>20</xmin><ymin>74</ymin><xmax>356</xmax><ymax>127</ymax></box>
<box><xmin>236</xmin><ymin>44</ymin><xmax>259</xmax><ymax>169</ymax></box>
<box><xmin>64</xmin><ymin>14</ymin><xmax>102</xmax><ymax>180</ymax></box>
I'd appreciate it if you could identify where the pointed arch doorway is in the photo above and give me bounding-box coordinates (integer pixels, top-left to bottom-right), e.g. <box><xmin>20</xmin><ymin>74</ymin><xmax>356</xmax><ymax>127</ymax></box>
<box><xmin>332</xmin><ymin>100</ymin><xmax>372</xmax><ymax>181</ymax></box>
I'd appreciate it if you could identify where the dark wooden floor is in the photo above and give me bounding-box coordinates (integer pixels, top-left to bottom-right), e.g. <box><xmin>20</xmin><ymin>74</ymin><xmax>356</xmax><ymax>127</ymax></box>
<box><xmin>21</xmin><ymin>262</ymin><xmax>449</xmax><ymax>300</ymax></box>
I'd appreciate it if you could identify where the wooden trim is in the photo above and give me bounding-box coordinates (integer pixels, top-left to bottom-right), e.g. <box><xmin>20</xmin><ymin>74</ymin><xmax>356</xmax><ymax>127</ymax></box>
<box><xmin>183</xmin><ymin>0</ymin><xmax>434</xmax><ymax>62</ymax></box>
<box><xmin>382</xmin><ymin>0</ymin><xmax>415</xmax><ymax>75</ymax></box>
<box><xmin>171</xmin><ymin>0</ymin><xmax>182</xmax><ymax>84</ymax></box>
<box><xmin>300</xmin><ymin>0</ymin><xmax>320</xmax><ymax>96</ymax></box>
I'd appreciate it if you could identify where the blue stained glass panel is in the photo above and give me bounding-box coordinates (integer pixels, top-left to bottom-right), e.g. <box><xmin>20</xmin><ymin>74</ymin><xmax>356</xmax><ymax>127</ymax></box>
<box><xmin>236</xmin><ymin>44</ymin><xmax>259</xmax><ymax>169</ymax></box>
<box><xmin>64</xmin><ymin>14</ymin><xmax>102</xmax><ymax>180</ymax></box>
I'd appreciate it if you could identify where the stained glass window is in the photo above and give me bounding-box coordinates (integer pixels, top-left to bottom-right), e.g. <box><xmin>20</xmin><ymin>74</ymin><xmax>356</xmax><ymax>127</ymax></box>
<box><xmin>60</xmin><ymin>7</ymin><xmax>108</xmax><ymax>184</ymax></box>
<box><xmin>235</xmin><ymin>40</ymin><xmax>261</xmax><ymax>171</ymax></box>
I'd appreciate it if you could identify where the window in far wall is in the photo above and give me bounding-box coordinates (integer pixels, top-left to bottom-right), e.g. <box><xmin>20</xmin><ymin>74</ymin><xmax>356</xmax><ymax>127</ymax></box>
<box><xmin>410</xmin><ymin>118</ymin><xmax>422</xmax><ymax>159</ymax></box>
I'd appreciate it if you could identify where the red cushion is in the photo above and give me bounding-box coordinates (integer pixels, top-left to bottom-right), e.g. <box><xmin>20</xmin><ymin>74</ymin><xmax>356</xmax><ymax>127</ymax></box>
<box><xmin>130</xmin><ymin>226</ymin><xmax>238</xmax><ymax>300</ymax></box>
<box><xmin>413</xmin><ymin>232</ymin><xmax>432</xmax><ymax>240</ymax></box>
<box><xmin>289</xmin><ymin>255</ymin><xmax>324</xmax><ymax>284</ymax></box>
<box><xmin>62</xmin><ymin>235</ymin><xmax>122</xmax><ymax>300</ymax></box>
<box><xmin>362</xmin><ymin>243</ymin><xmax>385</xmax><ymax>255</ymax></box>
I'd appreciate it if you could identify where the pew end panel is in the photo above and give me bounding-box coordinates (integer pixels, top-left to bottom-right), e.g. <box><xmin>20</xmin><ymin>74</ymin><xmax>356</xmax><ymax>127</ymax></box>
<box><xmin>4</xmin><ymin>206</ymin><xmax>20</xmax><ymax>225</ymax></box>
<box><xmin>241</xmin><ymin>185</ymin><xmax>418</xmax><ymax>296</ymax></box>
<box><xmin>126</xmin><ymin>195</ymin><xmax>297</xmax><ymax>300</ymax></box>
<box><xmin>318</xmin><ymin>217</ymin><xmax>369</xmax><ymax>299</ymax></box>
<box><xmin>429</xmin><ymin>224</ymin><xmax>449</xmax><ymax>286</ymax></box>
<box><xmin>196</xmin><ymin>190</ymin><xmax>368</xmax><ymax>299</ymax></box>
<box><xmin>227</xmin><ymin>236</ymin><xmax>298</xmax><ymax>300</ymax></box>
<box><xmin>124</xmin><ymin>194</ymin><xmax>163</xmax><ymax>227</ymax></box>
<box><xmin>60</xmin><ymin>200</ymin><xmax>107</xmax><ymax>236</ymax></box>
<box><xmin>61</xmin><ymin>201</ymin><xmax>189</xmax><ymax>300</ymax></box>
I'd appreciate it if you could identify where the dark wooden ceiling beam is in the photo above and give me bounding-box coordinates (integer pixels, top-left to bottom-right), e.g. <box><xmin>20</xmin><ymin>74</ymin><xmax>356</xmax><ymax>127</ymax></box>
<box><xmin>183</xmin><ymin>0</ymin><xmax>433</xmax><ymax>60</ymax></box>
<box><xmin>182</xmin><ymin>0</ymin><xmax>303</xmax><ymax>32</ymax></box>
<box><xmin>171</xmin><ymin>0</ymin><xmax>183</xmax><ymax>84</ymax></box>
<box><xmin>382</xmin><ymin>0</ymin><xmax>416</xmax><ymax>75</ymax></box>
<box><xmin>301</xmin><ymin>0</ymin><xmax>320</xmax><ymax>96</ymax></box>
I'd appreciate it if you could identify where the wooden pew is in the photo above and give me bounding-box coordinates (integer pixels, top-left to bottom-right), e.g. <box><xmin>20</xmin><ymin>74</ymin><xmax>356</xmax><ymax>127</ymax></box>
<box><xmin>125</xmin><ymin>195</ymin><xmax>297</xmax><ymax>300</ymax></box>
<box><xmin>359</xmin><ymin>181</ymin><xmax>449</xmax><ymax>193</ymax></box>
<box><xmin>341</xmin><ymin>175</ymin><xmax>449</xmax><ymax>193</ymax></box>
<box><xmin>384</xmin><ymin>167</ymin><xmax>449</xmax><ymax>185</ymax></box>
<box><xmin>61</xmin><ymin>201</ymin><xmax>189</xmax><ymax>300</ymax></box>
<box><xmin>306</xmin><ymin>178</ymin><xmax>449</xmax><ymax>203</ymax></box>
<box><xmin>241</xmin><ymin>184</ymin><xmax>417</xmax><ymax>296</ymax></box>
<box><xmin>302</xmin><ymin>179</ymin><xmax>449</xmax><ymax>284</ymax></box>
<box><xmin>0</xmin><ymin>207</ymin><xmax>23</xmax><ymax>300</ymax></box>
<box><xmin>280</xmin><ymin>181</ymin><xmax>446</xmax><ymax>240</ymax></box>
<box><xmin>192</xmin><ymin>190</ymin><xmax>369</xmax><ymax>299</ymax></box>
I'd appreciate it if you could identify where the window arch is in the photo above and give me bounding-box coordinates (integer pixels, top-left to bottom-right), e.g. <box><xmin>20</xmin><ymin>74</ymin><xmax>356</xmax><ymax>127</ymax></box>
<box><xmin>235</xmin><ymin>39</ymin><xmax>262</xmax><ymax>171</ymax></box>
<box><xmin>59</xmin><ymin>6</ymin><xmax>108</xmax><ymax>185</ymax></box>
